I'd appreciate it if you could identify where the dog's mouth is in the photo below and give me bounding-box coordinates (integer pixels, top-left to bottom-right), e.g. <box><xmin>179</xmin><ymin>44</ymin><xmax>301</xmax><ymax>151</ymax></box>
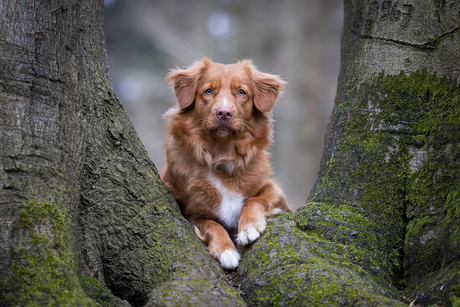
<box><xmin>211</xmin><ymin>121</ymin><xmax>236</xmax><ymax>138</ymax></box>
<box><xmin>216</xmin><ymin>126</ymin><xmax>232</xmax><ymax>137</ymax></box>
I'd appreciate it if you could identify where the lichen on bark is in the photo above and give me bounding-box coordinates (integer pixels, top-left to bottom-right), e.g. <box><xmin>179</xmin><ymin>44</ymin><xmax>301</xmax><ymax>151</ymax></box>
<box><xmin>234</xmin><ymin>213</ymin><xmax>405</xmax><ymax>306</ymax></box>
<box><xmin>0</xmin><ymin>0</ymin><xmax>245</xmax><ymax>306</ymax></box>
<box><xmin>303</xmin><ymin>70</ymin><xmax>460</xmax><ymax>306</ymax></box>
<box><xmin>0</xmin><ymin>201</ymin><xmax>96</xmax><ymax>306</ymax></box>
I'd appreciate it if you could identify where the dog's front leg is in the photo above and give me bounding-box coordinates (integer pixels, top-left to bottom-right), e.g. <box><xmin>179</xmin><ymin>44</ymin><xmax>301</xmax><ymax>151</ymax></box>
<box><xmin>236</xmin><ymin>199</ymin><xmax>267</xmax><ymax>245</ymax></box>
<box><xmin>236</xmin><ymin>181</ymin><xmax>288</xmax><ymax>245</ymax></box>
<box><xmin>192</xmin><ymin>218</ymin><xmax>240</xmax><ymax>269</ymax></box>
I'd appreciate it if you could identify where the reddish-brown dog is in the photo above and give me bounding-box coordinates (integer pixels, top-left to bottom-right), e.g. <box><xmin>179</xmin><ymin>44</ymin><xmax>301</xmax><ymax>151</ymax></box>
<box><xmin>162</xmin><ymin>58</ymin><xmax>290</xmax><ymax>269</ymax></box>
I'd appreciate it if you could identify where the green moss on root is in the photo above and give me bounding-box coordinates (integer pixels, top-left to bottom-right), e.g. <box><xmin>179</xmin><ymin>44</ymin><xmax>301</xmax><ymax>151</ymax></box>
<box><xmin>304</xmin><ymin>70</ymin><xmax>460</xmax><ymax>306</ymax></box>
<box><xmin>236</xmin><ymin>213</ymin><xmax>405</xmax><ymax>306</ymax></box>
<box><xmin>0</xmin><ymin>201</ymin><xmax>96</xmax><ymax>306</ymax></box>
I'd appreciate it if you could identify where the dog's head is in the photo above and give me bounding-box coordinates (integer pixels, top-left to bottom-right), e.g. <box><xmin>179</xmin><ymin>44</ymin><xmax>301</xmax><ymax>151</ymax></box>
<box><xmin>166</xmin><ymin>58</ymin><xmax>286</xmax><ymax>139</ymax></box>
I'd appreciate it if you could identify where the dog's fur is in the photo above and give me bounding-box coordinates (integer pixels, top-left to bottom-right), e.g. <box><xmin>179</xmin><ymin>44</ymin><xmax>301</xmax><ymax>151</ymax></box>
<box><xmin>161</xmin><ymin>58</ymin><xmax>290</xmax><ymax>269</ymax></box>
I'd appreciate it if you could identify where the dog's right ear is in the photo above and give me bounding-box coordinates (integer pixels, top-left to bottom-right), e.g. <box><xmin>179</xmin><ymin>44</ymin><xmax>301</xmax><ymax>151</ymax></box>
<box><xmin>166</xmin><ymin>58</ymin><xmax>212</xmax><ymax>109</ymax></box>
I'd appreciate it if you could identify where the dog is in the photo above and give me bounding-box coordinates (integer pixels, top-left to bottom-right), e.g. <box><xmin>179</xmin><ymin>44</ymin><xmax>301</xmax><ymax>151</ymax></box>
<box><xmin>161</xmin><ymin>58</ymin><xmax>290</xmax><ymax>269</ymax></box>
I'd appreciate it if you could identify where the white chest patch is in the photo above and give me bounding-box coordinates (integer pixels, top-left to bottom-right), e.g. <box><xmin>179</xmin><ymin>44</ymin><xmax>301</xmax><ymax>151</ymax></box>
<box><xmin>208</xmin><ymin>174</ymin><xmax>246</xmax><ymax>230</ymax></box>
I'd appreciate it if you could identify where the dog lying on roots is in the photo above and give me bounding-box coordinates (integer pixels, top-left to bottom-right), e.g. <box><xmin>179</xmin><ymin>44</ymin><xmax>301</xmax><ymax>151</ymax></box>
<box><xmin>162</xmin><ymin>58</ymin><xmax>291</xmax><ymax>269</ymax></box>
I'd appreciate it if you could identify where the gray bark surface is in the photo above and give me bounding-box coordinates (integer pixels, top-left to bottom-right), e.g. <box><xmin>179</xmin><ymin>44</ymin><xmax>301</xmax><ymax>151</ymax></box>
<box><xmin>0</xmin><ymin>0</ymin><xmax>243</xmax><ymax>306</ymax></box>
<box><xmin>305</xmin><ymin>1</ymin><xmax>460</xmax><ymax>306</ymax></box>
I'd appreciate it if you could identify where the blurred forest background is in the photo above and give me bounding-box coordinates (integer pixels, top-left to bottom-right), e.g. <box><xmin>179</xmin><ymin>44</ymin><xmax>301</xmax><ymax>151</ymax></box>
<box><xmin>104</xmin><ymin>0</ymin><xmax>343</xmax><ymax>210</ymax></box>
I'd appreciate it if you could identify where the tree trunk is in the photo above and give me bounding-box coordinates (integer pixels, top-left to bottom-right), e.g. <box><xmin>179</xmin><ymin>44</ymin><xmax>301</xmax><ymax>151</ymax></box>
<box><xmin>301</xmin><ymin>0</ymin><xmax>460</xmax><ymax>305</ymax></box>
<box><xmin>232</xmin><ymin>1</ymin><xmax>460</xmax><ymax>306</ymax></box>
<box><xmin>1</xmin><ymin>0</ymin><xmax>459</xmax><ymax>307</ymax></box>
<box><xmin>0</xmin><ymin>1</ymin><xmax>243</xmax><ymax>306</ymax></box>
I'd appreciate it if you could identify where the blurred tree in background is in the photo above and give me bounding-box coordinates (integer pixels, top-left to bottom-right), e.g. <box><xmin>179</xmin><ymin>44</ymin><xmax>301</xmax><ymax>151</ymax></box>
<box><xmin>104</xmin><ymin>0</ymin><xmax>344</xmax><ymax>209</ymax></box>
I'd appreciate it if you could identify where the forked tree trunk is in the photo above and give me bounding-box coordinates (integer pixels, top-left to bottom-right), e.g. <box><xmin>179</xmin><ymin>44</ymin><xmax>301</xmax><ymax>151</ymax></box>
<box><xmin>1</xmin><ymin>0</ymin><xmax>459</xmax><ymax>307</ymax></box>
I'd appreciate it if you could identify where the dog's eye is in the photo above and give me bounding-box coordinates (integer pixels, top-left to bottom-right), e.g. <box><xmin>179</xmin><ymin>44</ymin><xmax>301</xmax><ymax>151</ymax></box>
<box><xmin>205</xmin><ymin>88</ymin><xmax>213</xmax><ymax>95</ymax></box>
<box><xmin>237</xmin><ymin>89</ymin><xmax>246</xmax><ymax>96</ymax></box>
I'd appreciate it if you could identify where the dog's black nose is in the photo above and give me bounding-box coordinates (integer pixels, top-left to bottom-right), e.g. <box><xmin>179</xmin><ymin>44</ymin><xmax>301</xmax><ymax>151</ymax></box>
<box><xmin>216</xmin><ymin>107</ymin><xmax>233</xmax><ymax>122</ymax></box>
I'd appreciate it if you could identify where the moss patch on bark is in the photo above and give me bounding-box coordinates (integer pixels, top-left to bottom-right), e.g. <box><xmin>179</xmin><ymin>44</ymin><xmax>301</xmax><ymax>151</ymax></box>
<box><xmin>235</xmin><ymin>213</ymin><xmax>405</xmax><ymax>306</ymax></box>
<box><xmin>0</xmin><ymin>201</ymin><xmax>96</xmax><ymax>306</ymax></box>
<box><xmin>305</xmin><ymin>70</ymin><xmax>460</xmax><ymax>306</ymax></box>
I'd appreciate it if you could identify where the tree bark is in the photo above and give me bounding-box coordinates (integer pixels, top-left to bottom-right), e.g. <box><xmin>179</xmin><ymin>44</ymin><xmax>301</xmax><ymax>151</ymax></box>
<box><xmin>232</xmin><ymin>1</ymin><xmax>460</xmax><ymax>306</ymax></box>
<box><xmin>1</xmin><ymin>0</ymin><xmax>459</xmax><ymax>307</ymax></box>
<box><xmin>0</xmin><ymin>1</ymin><xmax>243</xmax><ymax>306</ymax></box>
<box><xmin>300</xmin><ymin>0</ymin><xmax>460</xmax><ymax>305</ymax></box>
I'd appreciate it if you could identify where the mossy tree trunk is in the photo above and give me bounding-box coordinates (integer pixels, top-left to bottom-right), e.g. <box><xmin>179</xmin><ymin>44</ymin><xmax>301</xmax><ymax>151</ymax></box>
<box><xmin>296</xmin><ymin>0</ymin><xmax>460</xmax><ymax>306</ymax></box>
<box><xmin>1</xmin><ymin>0</ymin><xmax>459</xmax><ymax>307</ymax></box>
<box><xmin>0</xmin><ymin>1</ymin><xmax>244</xmax><ymax>306</ymax></box>
<box><xmin>232</xmin><ymin>1</ymin><xmax>460</xmax><ymax>306</ymax></box>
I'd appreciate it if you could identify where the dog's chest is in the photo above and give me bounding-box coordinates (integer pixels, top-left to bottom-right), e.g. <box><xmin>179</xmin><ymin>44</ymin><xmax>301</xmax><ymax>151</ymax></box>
<box><xmin>208</xmin><ymin>174</ymin><xmax>246</xmax><ymax>230</ymax></box>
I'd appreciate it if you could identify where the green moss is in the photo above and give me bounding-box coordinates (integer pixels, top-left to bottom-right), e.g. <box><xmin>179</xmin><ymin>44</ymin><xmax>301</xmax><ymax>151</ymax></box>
<box><xmin>304</xmin><ymin>70</ymin><xmax>460</xmax><ymax>306</ymax></box>
<box><xmin>146</xmin><ymin>277</ymin><xmax>246</xmax><ymax>306</ymax></box>
<box><xmin>272</xmin><ymin>293</ymin><xmax>282</xmax><ymax>307</ymax></box>
<box><xmin>412</xmin><ymin>135</ymin><xmax>427</xmax><ymax>146</ymax></box>
<box><xmin>0</xmin><ymin>201</ymin><xmax>96</xmax><ymax>306</ymax></box>
<box><xmin>452</xmin><ymin>281</ymin><xmax>460</xmax><ymax>307</ymax></box>
<box><xmin>236</xmin><ymin>214</ymin><xmax>405</xmax><ymax>306</ymax></box>
<box><xmin>405</xmin><ymin>216</ymin><xmax>434</xmax><ymax>236</ymax></box>
<box><xmin>81</xmin><ymin>275</ymin><xmax>119</xmax><ymax>306</ymax></box>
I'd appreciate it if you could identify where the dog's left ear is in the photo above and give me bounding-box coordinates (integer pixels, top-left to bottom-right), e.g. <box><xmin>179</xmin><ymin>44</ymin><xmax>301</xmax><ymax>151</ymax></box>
<box><xmin>246</xmin><ymin>61</ymin><xmax>286</xmax><ymax>113</ymax></box>
<box><xmin>166</xmin><ymin>58</ymin><xmax>212</xmax><ymax>109</ymax></box>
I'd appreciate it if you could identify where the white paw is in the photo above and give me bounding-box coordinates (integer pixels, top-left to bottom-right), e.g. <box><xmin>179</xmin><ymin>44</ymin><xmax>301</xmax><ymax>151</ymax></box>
<box><xmin>219</xmin><ymin>249</ymin><xmax>240</xmax><ymax>269</ymax></box>
<box><xmin>236</xmin><ymin>222</ymin><xmax>266</xmax><ymax>245</ymax></box>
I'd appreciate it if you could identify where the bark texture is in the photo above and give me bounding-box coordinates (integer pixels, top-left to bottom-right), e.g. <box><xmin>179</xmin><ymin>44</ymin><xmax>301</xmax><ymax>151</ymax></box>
<box><xmin>0</xmin><ymin>1</ymin><xmax>243</xmax><ymax>306</ymax></box>
<box><xmin>303</xmin><ymin>0</ymin><xmax>460</xmax><ymax>306</ymax></box>
<box><xmin>227</xmin><ymin>1</ymin><xmax>460</xmax><ymax>306</ymax></box>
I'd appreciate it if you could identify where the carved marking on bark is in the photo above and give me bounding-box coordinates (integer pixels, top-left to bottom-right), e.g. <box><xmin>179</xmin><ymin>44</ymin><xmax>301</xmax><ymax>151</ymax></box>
<box><xmin>359</xmin><ymin>0</ymin><xmax>460</xmax><ymax>50</ymax></box>
<box><xmin>364</xmin><ymin>0</ymin><xmax>413</xmax><ymax>34</ymax></box>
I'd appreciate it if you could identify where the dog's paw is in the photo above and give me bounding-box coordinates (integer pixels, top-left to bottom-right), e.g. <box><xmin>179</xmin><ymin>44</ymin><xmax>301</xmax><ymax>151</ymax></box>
<box><xmin>236</xmin><ymin>220</ymin><xmax>266</xmax><ymax>245</ymax></box>
<box><xmin>219</xmin><ymin>249</ymin><xmax>240</xmax><ymax>269</ymax></box>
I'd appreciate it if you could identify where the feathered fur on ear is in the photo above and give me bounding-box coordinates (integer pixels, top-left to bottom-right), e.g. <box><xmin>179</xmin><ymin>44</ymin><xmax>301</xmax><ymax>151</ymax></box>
<box><xmin>242</xmin><ymin>60</ymin><xmax>287</xmax><ymax>113</ymax></box>
<box><xmin>166</xmin><ymin>58</ymin><xmax>213</xmax><ymax>109</ymax></box>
